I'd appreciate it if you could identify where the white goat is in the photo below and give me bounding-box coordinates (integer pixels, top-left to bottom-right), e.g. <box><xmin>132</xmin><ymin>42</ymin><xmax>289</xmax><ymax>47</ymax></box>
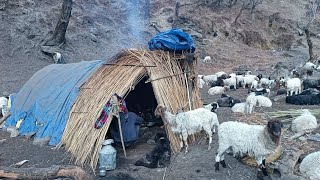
<box><xmin>155</xmin><ymin>105</ymin><xmax>219</xmax><ymax>154</ymax></box>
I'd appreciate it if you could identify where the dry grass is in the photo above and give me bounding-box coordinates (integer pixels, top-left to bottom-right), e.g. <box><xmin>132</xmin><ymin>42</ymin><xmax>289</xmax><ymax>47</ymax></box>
<box><xmin>58</xmin><ymin>49</ymin><xmax>203</xmax><ymax>170</ymax></box>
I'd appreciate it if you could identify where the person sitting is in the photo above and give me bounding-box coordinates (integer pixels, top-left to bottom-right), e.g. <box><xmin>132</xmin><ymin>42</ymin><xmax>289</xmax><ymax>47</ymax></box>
<box><xmin>108</xmin><ymin>111</ymin><xmax>144</xmax><ymax>147</ymax></box>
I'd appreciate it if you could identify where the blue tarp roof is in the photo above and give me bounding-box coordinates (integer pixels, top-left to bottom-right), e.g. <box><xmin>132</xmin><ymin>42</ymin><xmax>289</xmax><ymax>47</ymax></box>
<box><xmin>5</xmin><ymin>60</ymin><xmax>104</xmax><ymax>145</ymax></box>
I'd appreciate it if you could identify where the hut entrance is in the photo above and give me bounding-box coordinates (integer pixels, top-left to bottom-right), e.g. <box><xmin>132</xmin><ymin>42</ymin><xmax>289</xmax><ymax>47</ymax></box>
<box><xmin>125</xmin><ymin>76</ymin><xmax>163</xmax><ymax>127</ymax></box>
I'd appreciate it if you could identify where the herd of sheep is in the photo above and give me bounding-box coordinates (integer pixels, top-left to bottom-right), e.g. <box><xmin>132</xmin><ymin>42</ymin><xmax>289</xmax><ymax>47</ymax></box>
<box><xmin>155</xmin><ymin>60</ymin><xmax>320</xmax><ymax>180</ymax></box>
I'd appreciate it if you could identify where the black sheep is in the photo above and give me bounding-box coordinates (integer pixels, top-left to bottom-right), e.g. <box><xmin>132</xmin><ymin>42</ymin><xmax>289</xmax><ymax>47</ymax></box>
<box><xmin>286</xmin><ymin>93</ymin><xmax>320</xmax><ymax>105</ymax></box>
<box><xmin>303</xmin><ymin>79</ymin><xmax>320</xmax><ymax>90</ymax></box>
<box><xmin>210</xmin><ymin>76</ymin><xmax>226</xmax><ymax>87</ymax></box>
<box><xmin>135</xmin><ymin>133</ymin><xmax>171</xmax><ymax>168</ymax></box>
<box><xmin>218</xmin><ymin>94</ymin><xmax>241</xmax><ymax>107</ymax></box>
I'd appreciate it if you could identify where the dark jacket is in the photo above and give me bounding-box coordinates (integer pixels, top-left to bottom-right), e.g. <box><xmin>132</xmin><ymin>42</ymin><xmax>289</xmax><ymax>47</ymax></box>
<box><xmin>109</xmin><ymin>112</ymin><xmax>144</xmax><ymax>146</ymax></box>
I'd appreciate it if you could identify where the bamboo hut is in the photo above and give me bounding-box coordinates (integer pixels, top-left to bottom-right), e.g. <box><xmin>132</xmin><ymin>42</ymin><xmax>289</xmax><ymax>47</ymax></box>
<box><xmin>58</xmin><ymin>49</ymin><xmax>203</xmax><ymax>170</ymax></box>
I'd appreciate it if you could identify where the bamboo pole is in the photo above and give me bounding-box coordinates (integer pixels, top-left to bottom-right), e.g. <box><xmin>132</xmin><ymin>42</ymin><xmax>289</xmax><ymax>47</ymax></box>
<box><xmin>184</xmin><ymin>72</ymin><xmax>192</xmax><ymax>111</ymax></box>
<box><xmin>117</xmin><ymin>114</ymin><xmax>127</xmax><ymax>157</ymax></box>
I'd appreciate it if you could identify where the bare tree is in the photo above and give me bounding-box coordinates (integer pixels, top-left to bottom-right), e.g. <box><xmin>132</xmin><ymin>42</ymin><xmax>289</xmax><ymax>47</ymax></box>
<box><xmin>45</xmin><ymin>0</ymin><xmax>72</xmax><ymax>46</ymax></box>
<box><xmin>233</xmin><ymin>0</ymin><xmax>251</xmax><ymax>24</ymax></box>
<box><xmin>226</xmin><ymin>0</ymin><xmax>238</xmax><ymax>8</ymax></box>
<box><xmin>249</xmin><ymin>0</ymin><xmax>263</xmax><ymax>14</ymax></box>
<box><xmin>297</xmin><ymin>0</ymin><xmax>319</xmax><ymax>61</ymax></box>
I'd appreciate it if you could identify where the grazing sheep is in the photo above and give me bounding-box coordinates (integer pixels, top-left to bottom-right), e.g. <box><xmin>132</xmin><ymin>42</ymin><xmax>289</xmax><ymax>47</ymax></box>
<box><xmin>223</xmin><ymin>76</ymin><xmax>237</xmax><ymax>90</ymax></box>
<box><xmin>204</xmin><ymin>102</ymin><xmax>219</xmax><ymax>112</ymax></box>
<box><xmin>231</xmin><ymin>102</ymin><xmax>247</xmax><ymax>114</ymax></box>
<box><xmin>243</xmin><ymin>75</ymin><xmax>259</xmax><ymax>88</ymax></box>
<box><xmin>203</xmin><ymin>56</ymin><xmax>212</xmax><ymax>63</ymax></box>
<box><xmin>303</xmin><ymin>79</ymin><xmax>320</xmax><ymax>90</ymax></box>
<box><xmin>154</xmin><ymin>105</ymin><xmax>219</xmax><ymax>154</ymax></box>
<box><xmin>255</xmin><ymin>96</ymin><xmax>272</xmax><ymax>107</ymax></box>
<box><xmin>202</xmin><ymin>74</ymin><xmax>218</xmax><ymax>85</ymax></box>
<box><xmin>215</xmin><ymin>120</ymin><xmax>282</xmax><ymax>180</ymax></box>
<box><xmin>285</xmin><ymin>78</ymin><xmax>302</xmax><ymax>96</ymax></box>
<box><xmin>135</xmin><ymin>132</ymin><xmax>171</xmax><ymax>168</ymax></box>
<box><xmin>299</xmin><ymin>151</ymin><xmax>320</xmax><ymax>180</ymax></box>
<box><xmin>291</xmin><ymin>109</ymin><xmax>317</xmax><ymax>133</ymax></box>
<box><xmin>259</xmin><ymin>77</ymin><xmax>276</xmax><ymax>88</ymax></box>
<box><xmin>285</xmin><ymin>92</ymin><xmax>320</xmax><ymax>105</ymax></box>
<box><xmin>208</xmin><ymin>86</ymin><xmax>228</xmax><ymax>95</ymax></box>
<box><xmin>246</xmin><ymin>92</ymin><xmax>257</xmax><ymax>114</ymax></box>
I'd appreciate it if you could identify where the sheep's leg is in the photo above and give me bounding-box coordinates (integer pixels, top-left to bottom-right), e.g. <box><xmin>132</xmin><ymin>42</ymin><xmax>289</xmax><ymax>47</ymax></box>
<box><xmin>182</xmin><ymin>132</ymin><xmax>189</xmax><ymax>154</ymax></box>
<box><xmin>215</xmin><ymin>146</ymin><xmax>229</xmax><ymax>171</ymax></box>
<box><xmin>203</xmin><ymin>127</ymin><xmax>213</xmax><ymax>150</ymax></box>
<box><xmin>179</xmin><ymin>134</ymin><xmax>183</xmax><ymax>148</ymax></box>
<box><xmin>212</xmin><ymin>126</ymin><xmax>216</xmax><ymax>134</ymax></box>
<box><xmin>256</xmin><ymin>156</ymin><xmax>268</xmax><ymax>180</ymax></box>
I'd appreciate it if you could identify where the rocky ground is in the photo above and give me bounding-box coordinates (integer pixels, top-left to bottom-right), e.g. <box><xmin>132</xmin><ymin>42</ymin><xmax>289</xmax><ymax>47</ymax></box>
<box><xmin>1</xmin><ymin>0</ymin><xmax>320</xmax><ymax>179</ymax></box>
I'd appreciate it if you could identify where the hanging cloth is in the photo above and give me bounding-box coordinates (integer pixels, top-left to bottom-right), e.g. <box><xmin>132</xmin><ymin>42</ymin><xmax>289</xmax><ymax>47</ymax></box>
<box><xmin>94</xmin><ymin>94</ymin><xmax>128</xmax><ymax>129</ymax></box>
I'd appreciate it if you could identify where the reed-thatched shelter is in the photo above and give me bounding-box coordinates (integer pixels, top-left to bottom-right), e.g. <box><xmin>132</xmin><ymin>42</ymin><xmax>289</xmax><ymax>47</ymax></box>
<box><xmin>60</xmin><ymin>49</ymin><xmax>203</xmax><ymax>169</ymax></box>
<box><xmin>6</xmin><ymin>48</ymin><xmax>203</xmax><ymax>170</ymax></box>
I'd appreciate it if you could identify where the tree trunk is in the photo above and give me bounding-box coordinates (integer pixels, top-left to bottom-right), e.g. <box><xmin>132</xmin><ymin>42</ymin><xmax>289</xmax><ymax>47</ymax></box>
<box><xmin>234</xmin><ymin>2</ymin><xmax>246</xmax><ymax>24</ymax></box>
<box><xmin>305</xmin><ymin>28</ymin><xmax>314</xmax><ymax>60</ymax></box>
<box><xmin>0</xmin><ymin>165</ymin><xmax>90</xmax><ymax>179</ymax></box>
<box><xmin>45</xmin><ymin>0</ymin><xmax>72</xmax><ymax>46</ymax></box>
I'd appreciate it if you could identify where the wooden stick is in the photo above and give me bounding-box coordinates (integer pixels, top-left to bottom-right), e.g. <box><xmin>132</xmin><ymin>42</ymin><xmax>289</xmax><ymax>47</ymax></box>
<box><xmin>0</xmin><ymin>165</ymin><xmax>90</xmax><ymax>180</ymax></box>
<box><xmin>145</xmin><ymin>71</ymin><xmax>191</xmax><ymax>83</ymax></box>
<box><xmin>103</xmin><ymin>63</ymin><xmax>157</xmax><ymax>67</ymax></box>
<box><xmin>117</xmin><ymin>113</ymin><xmax>127</xmax><ymax>158</ymax></box>
<box><xmin>162</xmin><ymin>167</ymin><xmax>167</xmax><ymax>180</ymax></box>
<box><xmin>184</xmin><ymin>73</ymin><xmax>192</xmax><ymax>111</ymax></box>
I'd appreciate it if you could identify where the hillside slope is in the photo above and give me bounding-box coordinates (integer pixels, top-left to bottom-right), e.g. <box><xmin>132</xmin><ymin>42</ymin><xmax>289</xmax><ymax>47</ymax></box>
<box><xmin>0</xmin><ymin>0</ymin><xmax>319</xmax><ymax>92</ymax></box>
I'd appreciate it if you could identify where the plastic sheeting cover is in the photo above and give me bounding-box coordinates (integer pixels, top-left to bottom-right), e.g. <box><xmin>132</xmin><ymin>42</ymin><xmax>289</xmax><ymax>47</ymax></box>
<box><xmin>5</xmin><ymin>60</ymin><xmax>104</xmax><ymax>145</ymax></box>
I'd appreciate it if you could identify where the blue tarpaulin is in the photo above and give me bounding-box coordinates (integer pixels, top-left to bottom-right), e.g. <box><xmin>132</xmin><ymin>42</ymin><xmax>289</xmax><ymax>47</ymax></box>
<box><xmin>5</xmin><ymin>60</ymin><xmax>104</xmax><ymax>145</ymax></box>
<box><xmin>148</xmin><ymin>28</ymin><xmax>195</xmax><ymax>53</ymax></box>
